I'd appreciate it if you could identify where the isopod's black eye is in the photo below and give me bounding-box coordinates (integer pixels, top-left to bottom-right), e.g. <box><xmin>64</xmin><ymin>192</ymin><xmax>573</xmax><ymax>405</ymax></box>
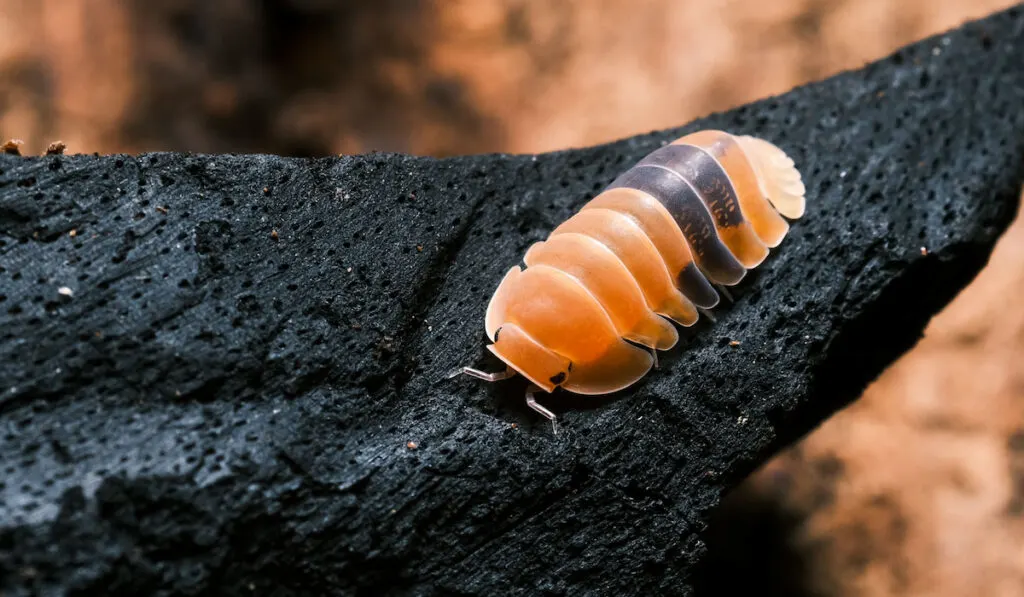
<box><xmin>549</xmin><ymin>371</ymin><xmax>566</xmax><ymax>385</ymax></box>
<box><xmin>567</xmin><ymin>361</ymin><xmax>574</xmax><ymax>372</ymax></box>
<box><xmin>494</xmin><ymin>327</ymin><xmax>502</xmax><ymax>342</ymax></box>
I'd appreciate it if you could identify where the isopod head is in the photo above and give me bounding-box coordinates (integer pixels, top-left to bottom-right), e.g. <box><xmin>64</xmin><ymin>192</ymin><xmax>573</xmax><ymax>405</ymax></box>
<box><xmin>484</xmin><ymin>265</ymin><xmax>655</xmax><ymax>394</ymax></box>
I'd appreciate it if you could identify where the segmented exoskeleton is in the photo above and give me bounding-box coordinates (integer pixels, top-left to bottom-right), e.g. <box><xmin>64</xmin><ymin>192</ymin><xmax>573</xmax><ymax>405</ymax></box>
<box><xmin>450</xmin><ymin>130</ymin><xmax>806</xmax><ymax>432</ymax></box>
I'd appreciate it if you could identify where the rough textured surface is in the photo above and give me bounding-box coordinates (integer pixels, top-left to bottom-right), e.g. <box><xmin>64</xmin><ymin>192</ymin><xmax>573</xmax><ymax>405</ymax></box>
<box><xmin>1</xmin><ymin>6</ymin><xmax>1023</xmax><ymax>596</ymax></box>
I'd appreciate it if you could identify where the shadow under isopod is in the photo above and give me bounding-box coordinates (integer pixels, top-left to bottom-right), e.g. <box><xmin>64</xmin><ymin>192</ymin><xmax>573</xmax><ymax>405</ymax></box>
<box><xmin>479</xmin><ymin>359</ymin><xmax>637</xmax><ymax>431</ymax></box>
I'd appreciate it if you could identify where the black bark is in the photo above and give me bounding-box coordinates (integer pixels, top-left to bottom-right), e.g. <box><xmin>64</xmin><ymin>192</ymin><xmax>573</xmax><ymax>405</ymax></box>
<box><xmin>2</xmin><ymin>5</ymin><xmax>1023</xmax><ymax>596</ymax></box>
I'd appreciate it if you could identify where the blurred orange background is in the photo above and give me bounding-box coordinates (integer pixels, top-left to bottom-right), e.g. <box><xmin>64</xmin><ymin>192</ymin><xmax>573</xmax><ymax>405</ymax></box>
<box><xmin>2</xmin><ymin>1</ymin><xmax>1022</xmax><ymax>595</ymax></box>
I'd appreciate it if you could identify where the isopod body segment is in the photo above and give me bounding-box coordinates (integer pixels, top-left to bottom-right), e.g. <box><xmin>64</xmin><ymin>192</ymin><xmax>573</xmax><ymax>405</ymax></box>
<box><xmin>454</xmin><ymin>129</ymin><xmax>806</xmax><ymax>429</ymax></box>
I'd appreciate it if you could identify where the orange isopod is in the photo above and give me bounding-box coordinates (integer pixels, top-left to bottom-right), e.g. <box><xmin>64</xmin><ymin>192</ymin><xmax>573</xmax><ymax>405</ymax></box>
<box><xmin>451</xmin><ymin>130</ymin><xmax>806</xmax><ymax>431</ymax></box>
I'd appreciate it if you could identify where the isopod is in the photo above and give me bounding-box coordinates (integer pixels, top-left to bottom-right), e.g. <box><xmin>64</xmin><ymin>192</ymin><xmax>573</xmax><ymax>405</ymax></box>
<box><xmin>450</xmin><ymin>129</ymin><xmax>806</xmax><ymax>431</ymax></box>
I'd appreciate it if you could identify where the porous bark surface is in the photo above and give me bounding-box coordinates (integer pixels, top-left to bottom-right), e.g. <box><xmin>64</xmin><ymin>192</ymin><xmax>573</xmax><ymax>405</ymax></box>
<box><xmin>1</xmin><ymin>6</ymin><xmax>1022</xmax><ymax>596</ymax></box>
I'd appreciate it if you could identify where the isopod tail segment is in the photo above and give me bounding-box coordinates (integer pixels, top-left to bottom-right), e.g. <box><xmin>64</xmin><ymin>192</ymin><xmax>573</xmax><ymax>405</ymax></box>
<box><xmin>450</xmin><ymin>129</ymin><xmax>806</xmax><ymax>434</ymax></box>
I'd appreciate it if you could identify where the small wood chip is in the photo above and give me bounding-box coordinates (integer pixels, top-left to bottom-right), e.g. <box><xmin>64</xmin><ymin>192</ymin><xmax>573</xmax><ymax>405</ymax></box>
<box><xmin>920</xmin><ymin>246</ymin><xmax>928</xmax><ymax>256</ymax></box>
<box><xmin>729</xmin><ymin>340</ymin><xmax>741</xmax><ymax>347</ymax></box>
<box><xmin>270</xmin><ymin>229</ymin><xmax>279</xmax><ymax>241</ymax></box>
<box><xmin>155</xmin><ymin>205</ymin><xmax>168</xmax><ymax>215</ymax></box>
<box><xmin>2</xmin><ymin>139</ymin><xmax>23</xmax><ymax>155</ymax></box>
<box><xmin>45</xmin><ymin>141</ymin><xmax>66</xmax><ymax>155</ymax></box>
<box><xmin>57</xmin><ymin>287</ymin><xmax>73</xmax><ymax>297</ymax></box>
<box><xmin>406</xmin><ymin>441</ymin><xmax>418</xmax><ymax>450</ymax></box>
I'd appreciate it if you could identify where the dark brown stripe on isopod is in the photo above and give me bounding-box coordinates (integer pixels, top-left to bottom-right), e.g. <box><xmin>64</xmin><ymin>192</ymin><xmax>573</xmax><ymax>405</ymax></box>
<box><xmin>607</xmin><ymin>164</ymin><xmax>746</xmax><ymax>285</ymax></box>
<box><xmin>677</xmin><ymin>261</ymin><xmax>719</xmax><ymax>308</ymax></box>
<box><xmin>638</xmin><ymin>144</ymin><xmax>745</xmax><ymax>229</ymax></box>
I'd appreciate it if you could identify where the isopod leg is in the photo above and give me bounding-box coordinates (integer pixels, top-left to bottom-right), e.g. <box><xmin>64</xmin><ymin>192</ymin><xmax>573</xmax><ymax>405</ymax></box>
<box><xmin>525</xmin><ymin>383</ymin><xmax>558</xmax><ymax>435</ymax></box>
<box><xmin>714</xmin><ymin>284</ymin><xmax>734</xmax><ymax>304</ymax></box>
<box><xmin>650</xmin><ymin>347</ymin><xmax>659</xmax><ymax>369</ymax></box>
<box><xmin>698</xmin><ymin>307</ymin><xmax>717</xmax><ymax>323</ymax></box>
<box><xmin>448</xmin><ymin>365</ymin><xmax>517</xmax><ymax>382</ymax></box>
